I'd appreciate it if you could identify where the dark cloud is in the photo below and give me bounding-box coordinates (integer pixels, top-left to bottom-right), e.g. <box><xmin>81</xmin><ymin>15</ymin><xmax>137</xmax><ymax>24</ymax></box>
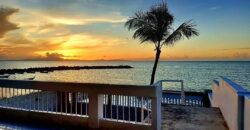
<box><xmin>0</xmin><ymin>6</ymin><xmax>19</xmax><ymax>38</ymax></box>
<box><xmin>45</xmin><ymin>52</ymin><xmax>64</xmax><ymax>60</ymax></box>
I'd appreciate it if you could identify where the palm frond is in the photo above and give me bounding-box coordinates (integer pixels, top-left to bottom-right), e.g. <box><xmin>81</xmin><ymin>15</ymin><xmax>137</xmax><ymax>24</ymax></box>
<box><xmin>132</xmin><ymin>26</ymin><xmax>158</xmax><ymax>43</ymax></box>
<box><xmin>163</xmin><ymin>20</ymin><xmax>199</xmax><ymax>46</ymax></box>
<box><xmin>124</xmin><ymin>3</ymin><xmax>174</xmax><ymax>45</ymax></box>
<box><xmin>125</xmin><ymin>11</ymin><xmax>146</xmax><ymax>31</ymax></box>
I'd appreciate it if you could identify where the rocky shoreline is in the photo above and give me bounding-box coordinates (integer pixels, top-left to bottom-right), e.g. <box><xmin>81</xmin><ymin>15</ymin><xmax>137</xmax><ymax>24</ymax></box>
<box><xmin>0</xmin><ymin>65</ymin><xmax>133</xmax><ymax>75</ymax></box>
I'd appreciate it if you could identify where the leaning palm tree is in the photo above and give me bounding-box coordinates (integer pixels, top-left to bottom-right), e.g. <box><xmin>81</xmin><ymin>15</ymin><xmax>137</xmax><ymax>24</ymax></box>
<box><xmin>125</xmin><ymin>3</ymin><xmax>199</xmax><ymax>85</ymax></box>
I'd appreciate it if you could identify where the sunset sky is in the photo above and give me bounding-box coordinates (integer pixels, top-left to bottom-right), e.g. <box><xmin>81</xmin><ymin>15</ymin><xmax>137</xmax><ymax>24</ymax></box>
<box><xmin>0</xmin><ymin>0</ymin><xmax>249</xmax><ymax>61</ymax></box>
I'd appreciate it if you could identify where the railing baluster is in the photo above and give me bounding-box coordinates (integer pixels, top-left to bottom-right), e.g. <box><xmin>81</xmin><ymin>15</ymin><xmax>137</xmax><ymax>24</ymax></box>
<box><xmin>12</xmin><ymin>88</ymin><xmax>14</xmax><ymax>108</ymax></box>
<box><xmin>116</xmin><ymin>95</ymin><xmax>118</xmax><ymax>120</ymax></box>
<box><xmin>60</xmin><ymin>92</ymin><xmax>62</xmax><ymax>113</ymax></box>
<box><xmin>75</xmin><ymin>92</ymin><xmax>77</xmax><ymax>115</ymax></box>
<box><xmin>111</xmin><ymin>95</ymin><xmax>112</xmax><ymax>119</ymax></box>
<box><xmin>135</xmin><ymin>96</ymin><xmax>137</xmax><ymax>122</ymax></box>
<box><xmin>4</xmin><ymin>88</ymin><xmax>6</xmax><ymax>107</ymax></box>
<box><xmin>24</xmin><ymin>89</ymin><xmax>27</xmax><ymax>109</ymax></box>
<box><xmin>34</xmin><ymin>90</ymin><xmax>36</xmax><ymax>110</ymax></box>
<box><xmin>1</xmin><ymin>87</ymin><xmax>3</xmax><ymax>100</ymax></box>
<box><xmin>65</xmin><ymin>92</ymin><xmax>67</xmax><ymax>114</ymax></box>
<box><xmin>20</xmin><ymin>88</ymin><xmax>22</xmax><ymax>109</ymax></box>
<box><xmin>0</xmin><ymin>87</ymin><xmax>1</xmax><ymax>100</ymax></box>
<box><xmin>70</xmin><ymin>93</ymin><xmax>72</xmax><ymax>114</ymax></box>
<box><xmin>51</xmin><ymin>92</ymin><xmax>53</xmax><ymax>112</ymax></box>
<box><xmin>37</xmin><ymin>90</ymin><xmax>39</xmax><ymax>111</ymax></box>
<box><xmin>17</xmin><ymin>88</ymin><xmax>19</xmax><ymax>108</ymax></box>
<box><xmin>29</xmin><ymin>89</ymin><xmax>31</xmax><ymax>111</ymax></box>
<box><xmin>55</xmin><ymin>92</ymin><xmax>58</xmax><ymax>113</ymax></box>
<box><xmin>104</xmin><ymin>95</ymin><xmax>106</xmax><ymax>119</ymax></box>
<box><xmin>141</xmin><ymin>97</ymin><xmax>144</xmax><ymax>123</ymax></box>
<box><xmin>80</xmin><ymin>93</ymin><xmax>82</xmax><ymax>115</ymax></box>
<box><xmin>123</xmin><ymin>96</ymin><xmax>125</xmax><ymax>121</ymax></box>
<box><xmin>86</xmin><ymin>93</ymin><xmax>88</xmax><ymax>115</ymax></box>
<box><xmin>19</xmin><ymin>88</ymin><xmax>20</xmax><ymax>108</ymax></box>
<box><xmin>147</xmin><ymin>97</ymin><xmax>149</xmax><ymax>124</ymax></box>
<box><xmin>46</xmin><ymin>91</ymin><xmax>48</xmax><ymax>111</ymax></box>
<box><xmin>5</xmin><ymin>88</ymin><xmax>7</xmax><ymax>108</ymax></box>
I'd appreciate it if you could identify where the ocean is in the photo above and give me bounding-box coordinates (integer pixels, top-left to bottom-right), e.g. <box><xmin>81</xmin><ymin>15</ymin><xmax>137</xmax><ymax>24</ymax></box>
<box><xmin>0</xmin><ymin>61</ymin><xmax>249</xmax><ymax>91</ymax></box>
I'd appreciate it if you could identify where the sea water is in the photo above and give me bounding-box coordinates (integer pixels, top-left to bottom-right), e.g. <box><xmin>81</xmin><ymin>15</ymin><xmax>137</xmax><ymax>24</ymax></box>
<box><xmin>0</xmin><ymin>61</ymin><xmax>249</xmax><ymax>91</ymax></box>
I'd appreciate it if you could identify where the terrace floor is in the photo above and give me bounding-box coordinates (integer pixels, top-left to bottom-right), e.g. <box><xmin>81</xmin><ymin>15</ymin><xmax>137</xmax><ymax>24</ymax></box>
<box><xmin>0</xmin><ymin>105</ymin><xmax>228</xmax><ymax>130</ymax></box>
<box><xmin>162</xmin><ymin>105</ymin><xmax>228</xmax><ymax>130</ymax></box>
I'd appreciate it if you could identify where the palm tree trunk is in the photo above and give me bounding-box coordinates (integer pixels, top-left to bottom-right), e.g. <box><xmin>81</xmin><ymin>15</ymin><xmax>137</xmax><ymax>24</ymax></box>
<box><xmin>150</xmin><ymin>48</ymin><xmax>161</xmax><ymax>85</ymax></box>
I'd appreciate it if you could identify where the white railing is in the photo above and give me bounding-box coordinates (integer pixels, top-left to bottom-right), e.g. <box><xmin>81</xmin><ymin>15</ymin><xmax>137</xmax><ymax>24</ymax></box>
<box><xmin>157</xmin><ymin>80</ymin><xmax>186</xmax><ymax>105</ymax></box>
<box><xmin>0</xmin><ymin>79</ymin><xmax>162</xmax><ymax>130</ymax></box>
<box><xmin>210</xmin><ymin>77</ymin><xmax>250</xmax><ymax>130</ymax></box>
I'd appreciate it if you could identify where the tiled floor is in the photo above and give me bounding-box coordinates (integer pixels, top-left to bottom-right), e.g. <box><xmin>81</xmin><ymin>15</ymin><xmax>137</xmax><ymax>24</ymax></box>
<box><xmin>161</xmin><ymin>105</ymin><xmax>228</xmax><ymax>130</ymax></box>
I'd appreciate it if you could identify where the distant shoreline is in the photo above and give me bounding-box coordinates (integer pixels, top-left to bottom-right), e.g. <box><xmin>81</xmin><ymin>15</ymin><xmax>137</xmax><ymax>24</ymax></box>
<box><xmin>0</xmin><ymin>65</ymin><xmax>133</xmax><ymax>75</ymax></box>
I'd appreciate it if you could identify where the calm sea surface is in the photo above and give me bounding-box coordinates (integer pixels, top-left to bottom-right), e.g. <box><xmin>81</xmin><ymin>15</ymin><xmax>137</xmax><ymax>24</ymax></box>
<box><xmin>0</xmin><ymin>61</ymin><xmax>249</xmax><ymax>91</ymax></box>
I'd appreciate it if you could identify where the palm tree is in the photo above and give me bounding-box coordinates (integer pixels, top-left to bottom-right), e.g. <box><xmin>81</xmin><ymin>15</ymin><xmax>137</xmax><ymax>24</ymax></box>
<box><xmin>125</xmin><ymin>2</ymin><xmax>199</xmax><ymax>85</ymax></box>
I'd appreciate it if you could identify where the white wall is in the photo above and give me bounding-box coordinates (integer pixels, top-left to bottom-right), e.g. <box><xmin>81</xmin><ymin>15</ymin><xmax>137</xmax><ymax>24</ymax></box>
<box><xmin>245</xmin><ymin>96</ymin><xmax>250</xmax><ymax>130</ymax></box>
<box><xmin>211</xmin><ymin>77</ymin><xmax>250</xmax><ymax>130</ymax></box>
<box><xmin>211</xmin><ymin>80</ymin><xmax>219</xmax><ymax>107</ymax></box>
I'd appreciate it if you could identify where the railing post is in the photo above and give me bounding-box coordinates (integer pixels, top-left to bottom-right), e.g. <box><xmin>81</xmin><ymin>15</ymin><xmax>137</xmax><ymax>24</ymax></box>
<box><xmin>88</xmin><ymin>93</ymin><xmax>104</xmax><ymax>129</ymax></box>
<box><xmin>141</xmin><ymin>97</ymin><xmax>144</xmax><ymax>122</ymax></box>
<box><xmin>151</xmin><ymin>82</ymin><xmax>162</xmax><ymax>130</ymax></box>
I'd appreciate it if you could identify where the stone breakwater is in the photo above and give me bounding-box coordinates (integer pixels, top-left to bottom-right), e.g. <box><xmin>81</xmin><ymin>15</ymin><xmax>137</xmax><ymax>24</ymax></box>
<box><xmin>0</xmin><ymin>65</ymin><xmax>133</xmax><ymax>75</ymax></box>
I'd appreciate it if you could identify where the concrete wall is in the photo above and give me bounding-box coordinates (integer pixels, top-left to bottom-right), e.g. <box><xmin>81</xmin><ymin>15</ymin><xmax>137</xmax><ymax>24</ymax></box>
<box><xmin>211</xmin><ymin>80</ymin><xmax>220</xmax><ymax>107</ymax></box>
<box><xmin>211</xmin><ymin>77</ymin><xmax>250</xmax><ymax>130</ymax></box>
<box><xmin>245</xmin><ymin>95</ymin><xmax>250</xmax><ymax>130</ymax></box>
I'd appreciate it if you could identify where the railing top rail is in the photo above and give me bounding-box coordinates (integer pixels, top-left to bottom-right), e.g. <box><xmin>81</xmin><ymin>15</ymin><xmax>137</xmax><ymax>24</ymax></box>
<box><xmin>0</xmin><ymin>79</ymin><xmax>157</xmax><ymax>97</ymax></box>
<box><xmin>245</xmin><ymin>94</ymin><xmax>250</xmax><ymax>100</ymax></box>
<box><xmin>153</xmin><ymin>80</ymin><xmax>184</xmax><ymax>87</ymax></box>
<box><xmin>157</xmin><ymin>80</ymin><xmax>183</xmax><ymax>83</ymax></box>
<box><xmin>220</xmin><ymin>76</ymin><xmax>250</xmax><ymax>95</ymax></box>
<box><xmin>213</xmin><ymin>80</ymin><xmax>219</xmax><ymax>87</ymax></box>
